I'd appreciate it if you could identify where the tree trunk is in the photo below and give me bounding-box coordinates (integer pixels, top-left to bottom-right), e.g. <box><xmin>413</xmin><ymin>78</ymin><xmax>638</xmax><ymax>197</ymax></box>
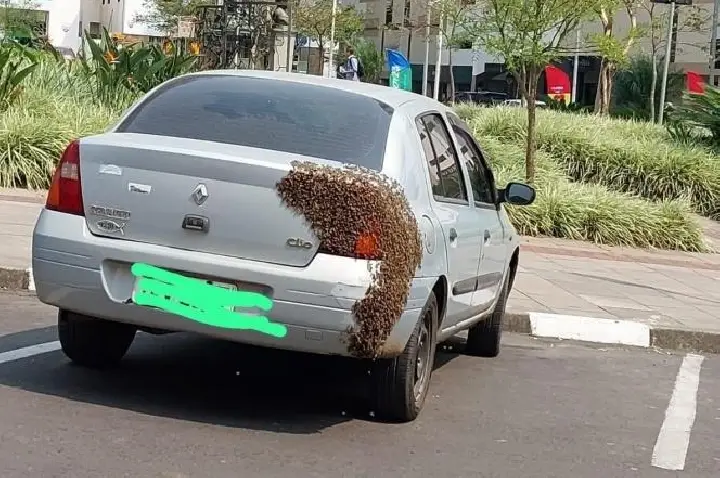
<box><xmin>604</xmin><ymin>67</ymin><xmax>613</xmax><ymax>114</ymax></box>
<box><xmin>449</xmin><ymin>50</ymin><xmax>455</xmax><ymax>105</ymax></box>
<box><xmin>650</xmin><ymin>52</ymin><xmax>658</xmax><ymax>122</ymax></box>
<box><xmin>594</xmin><ymin>59</ymin><xmax>603</xmax><ymax>113</ymax></box>
<box><xmin>524</xmin><ymin>70</ymin><xmax>538</xmax><ymax>184</ymax></box>
<box><xmin>316</xmin><ymin>41</ymin><xmax>325</xmax><ymax>75</ymax></box>
<box><xmin>594</xmin><ymin>60</ymin><xmax>614</xmax><ymax>115</ymax></box>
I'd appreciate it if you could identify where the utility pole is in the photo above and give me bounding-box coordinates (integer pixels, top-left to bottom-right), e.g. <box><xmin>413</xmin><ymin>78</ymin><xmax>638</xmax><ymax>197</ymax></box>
<box><xmin>571</xmin><ymin>29</ymin><xmax>580</xmax><ymax>103</ymax></box>
<box><xmin>658</xmin><ymin>0</ymin><xmax>676</xmax><ymax>125</ymax></box>
<box><xmin>711</xmin><ymin>0</ymin><xmax>719</xmax><ymax>86</ymax></box>
<box><xmin>432</xmin><ymin>14</ymin><xmax>444</xmax><ymax>100</ymax></box>
<box><xmin>422</xmin><ymin>1</ymin><xmax>430</xmax><ymax>96</ymax></box>
<box><xmin>286</xmin><ymin>4</ymin><xmax>293</xmax><ymax>73</ymax></box>
<box><xmin>653</xmin><ymin>0</ymin><xmax>693</xmax><ymax>124</ymax></box>
<box><xmin>327</xmin><ymin>0</ymin><xmax>338</xmax><ymax>77</ymax></box>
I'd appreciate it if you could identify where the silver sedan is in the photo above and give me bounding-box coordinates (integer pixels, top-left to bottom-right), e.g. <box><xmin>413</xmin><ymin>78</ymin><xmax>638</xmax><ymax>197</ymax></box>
<box><xmin>32</xmin><ymin>70</ymin><xmax>535</xmax><ymax>422</ymax></box>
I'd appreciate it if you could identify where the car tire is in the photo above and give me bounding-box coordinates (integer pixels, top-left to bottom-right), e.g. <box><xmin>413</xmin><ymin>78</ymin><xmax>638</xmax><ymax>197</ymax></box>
<box><xmin>372</xmin><ymin>291</ymin><xmax>438</xmax><ymax>423</ymax></box>
<box><xmin>465</xmin><ymin>272</ymin><xmax>510</xmax><ymax>358</ymax></box>
<box><xmin>58</xmin><ymin>310</ymin><xmax>137</xmax><ymax>369</ymax></box>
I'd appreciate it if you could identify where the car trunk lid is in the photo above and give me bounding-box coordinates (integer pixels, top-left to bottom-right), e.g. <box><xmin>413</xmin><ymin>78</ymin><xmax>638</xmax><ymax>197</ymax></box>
<box><xmin>79</xmin><ymin>133</ymin><xmax>332</xmax><ymax>267</ymax></box>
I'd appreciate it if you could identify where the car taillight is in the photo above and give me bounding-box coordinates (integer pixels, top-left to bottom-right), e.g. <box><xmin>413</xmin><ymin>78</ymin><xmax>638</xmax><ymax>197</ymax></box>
<box><xmin>318</xmin><ymin>231</ymin><xmax>382</xmax><ymax>261</ymax></box>
<box><xmin>46</xmin><ymin>140</ymin><xmax>84</xmax><ymax>216</ymax></box>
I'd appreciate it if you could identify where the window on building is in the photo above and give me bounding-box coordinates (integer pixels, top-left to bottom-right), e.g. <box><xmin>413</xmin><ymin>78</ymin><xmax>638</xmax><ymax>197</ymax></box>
<box><xmin>89</xmin><ymin>22</ymin><xmax>101</xmax><ymax>40</ymax></box>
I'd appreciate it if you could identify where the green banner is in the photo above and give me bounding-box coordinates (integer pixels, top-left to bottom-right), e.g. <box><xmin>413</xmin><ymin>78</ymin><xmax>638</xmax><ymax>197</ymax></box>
<box><xmin>389</xmin><ymin>66</ymin><xmax>412</xmax><ymax>91</ymax></box>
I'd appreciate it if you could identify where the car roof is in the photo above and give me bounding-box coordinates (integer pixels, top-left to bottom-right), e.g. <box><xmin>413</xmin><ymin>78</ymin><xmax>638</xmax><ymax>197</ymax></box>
<box><xmin>183</xmin><ymin>69</ymin><xmax>443</xmax><ymax>111</ymax></box>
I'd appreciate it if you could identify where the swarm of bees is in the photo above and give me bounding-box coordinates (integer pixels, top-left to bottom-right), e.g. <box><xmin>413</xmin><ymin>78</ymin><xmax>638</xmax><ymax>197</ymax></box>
<box><xmin>276</xmin><ymin>161</ymin><xmax>423</xmax><ymax>358</ymax></box>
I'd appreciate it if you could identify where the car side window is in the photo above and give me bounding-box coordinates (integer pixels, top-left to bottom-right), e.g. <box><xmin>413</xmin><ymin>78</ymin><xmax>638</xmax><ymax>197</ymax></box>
<box><xmin>452</xmin><ymin>125</ymin><xmax>495</xmax><ymax>205</ymax></box>
<box><xmin>415</xmin><ymin>113</ymin><xmax>468</xmax><ymax>202</ymax></box>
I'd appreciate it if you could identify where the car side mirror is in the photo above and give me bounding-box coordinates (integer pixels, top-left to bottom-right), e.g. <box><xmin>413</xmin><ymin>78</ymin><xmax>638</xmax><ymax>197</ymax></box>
<box><xmin>498</xmin><ymin>182</ymin><xmax>536</xmax><ymax>206</ymax></box>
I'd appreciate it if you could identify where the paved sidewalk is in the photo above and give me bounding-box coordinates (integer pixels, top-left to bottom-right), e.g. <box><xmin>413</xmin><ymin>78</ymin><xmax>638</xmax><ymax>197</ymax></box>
<box><xmin>2</xmin><ymin>189</ymin><xmax>720</xmax><ymax>352</ymax></box>
<box><xmin>0</xmin><ymin>192</ymin><xmax>42</xmax><ymax>281</ymax></box>
<box><xmin>510</xmin><ymin>237</ymin><xmax>720</xmax><ymax>334</ymax></box>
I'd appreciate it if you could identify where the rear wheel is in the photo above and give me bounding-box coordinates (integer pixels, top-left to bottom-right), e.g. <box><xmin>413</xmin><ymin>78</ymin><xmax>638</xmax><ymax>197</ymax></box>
<box><xmin>58</xmin><ymin>310</ymin><xmax>136</xmax><ymax>369</ymax></box>
<box><xmin>465</xmin><ymin>272</ymin><xmax>510</xmax><ymax>358</ymax></box>
<box><xmin>372</xmin><ymin>292</ymin><xmax>438</xmax><ymax>422</ymax></box>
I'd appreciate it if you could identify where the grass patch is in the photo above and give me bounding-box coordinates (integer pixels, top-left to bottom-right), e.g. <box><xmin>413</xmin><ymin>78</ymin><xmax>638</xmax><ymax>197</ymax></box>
<box><xmin>458</xmin><ymin>106</ymin><xmax>720</xmax><ymax>220</ymax></box>
<box><xmin>0</xmin><ymin>59</ymin><xmax>128</xmax><ymax>188</ymax></box>
<box><xmin>473</xmin><ymin>133</ymin><xmax>706</xmax><ymax>251</ymax></box>
<box><xmin>0</xmin><ymin>72</ymin><xmax>707</xmax><ymax>250</ymax></box>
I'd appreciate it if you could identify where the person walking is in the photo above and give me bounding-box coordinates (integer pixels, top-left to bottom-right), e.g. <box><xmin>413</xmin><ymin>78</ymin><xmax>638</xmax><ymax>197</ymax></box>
<box><xmin>342</xmin><ymin>48</ymin><xmax>361</xmax><ymax>82</ymax></box>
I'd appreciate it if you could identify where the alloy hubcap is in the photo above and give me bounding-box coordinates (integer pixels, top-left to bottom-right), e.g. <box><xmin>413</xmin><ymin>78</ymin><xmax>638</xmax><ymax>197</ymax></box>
<box><xmin>413</xmin><ymin>313</ymin><xmax>432</xmax><ymax>401</ymax></box>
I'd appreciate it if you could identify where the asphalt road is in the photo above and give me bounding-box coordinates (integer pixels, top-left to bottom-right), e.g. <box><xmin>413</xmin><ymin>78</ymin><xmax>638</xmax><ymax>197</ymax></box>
<box><xmin>0</xmin><ymin>291</ymin><xmax>717</xmax><ymax>478</ymax></box>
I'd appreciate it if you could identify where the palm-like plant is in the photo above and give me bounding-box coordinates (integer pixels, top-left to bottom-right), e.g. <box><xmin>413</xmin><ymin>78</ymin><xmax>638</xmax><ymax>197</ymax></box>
<box><xmin>669</xmin><ymin>87</ymin><xmax>720</xmax><ymax>146</ymax></box>
<box><xmin>81</xmin><ymin>27</ymin><xmax>198</xmax><ymax>105</ymax></box>
<box><xmin>0</xmin><ymin>41</ymin><xmax>37</xmax><ymax>111</ymax></box>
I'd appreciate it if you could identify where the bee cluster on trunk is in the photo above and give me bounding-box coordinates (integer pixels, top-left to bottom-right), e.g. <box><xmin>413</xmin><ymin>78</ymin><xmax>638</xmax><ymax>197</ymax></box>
<box><xmin>276</xmin><ymin>161</ymin><xmax>423</xmax><ymax>358</ymax></box>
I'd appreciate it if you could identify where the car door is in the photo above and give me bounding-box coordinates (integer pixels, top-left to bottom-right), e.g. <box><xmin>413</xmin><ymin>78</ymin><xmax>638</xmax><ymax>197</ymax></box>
<box><xmin>415</xmin><ymin>113</ymin><xmax>482</xmax><ymax>327</ymax></box>
<box><xmin>448</xmin><ymin>116</ymin><xmax>508</xmax><ymax>306</ymax></box>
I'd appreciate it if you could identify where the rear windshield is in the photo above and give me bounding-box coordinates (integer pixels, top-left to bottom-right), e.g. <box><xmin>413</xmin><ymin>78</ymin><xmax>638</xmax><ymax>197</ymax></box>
<box><xmin>117</xmin><ymin>74</ymin><xmax>393</xmax><ymax>170</ymax></box>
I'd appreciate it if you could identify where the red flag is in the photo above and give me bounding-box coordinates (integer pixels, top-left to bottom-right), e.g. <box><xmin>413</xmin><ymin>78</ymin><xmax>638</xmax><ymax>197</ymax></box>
<box><xmin>686</xmin><ymin>71</ymin><xmax>705</xmax><ymax>94</ymax></box>
<box><xmin>544</xmin><ymin>65</ymin><xmax>572</xmax><ymax>104</ymax></box>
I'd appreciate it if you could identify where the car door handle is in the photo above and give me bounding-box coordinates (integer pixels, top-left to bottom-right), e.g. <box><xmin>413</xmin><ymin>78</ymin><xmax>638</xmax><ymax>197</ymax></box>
<box><xmin>449</xmin><ymin>228</ymin><xmax>458</xmax><ymax>241</ymax></box>
<box><xmin>483</xmin><ymin>230</ymin><xmax>491</xmax><ymax>244</ymax></box>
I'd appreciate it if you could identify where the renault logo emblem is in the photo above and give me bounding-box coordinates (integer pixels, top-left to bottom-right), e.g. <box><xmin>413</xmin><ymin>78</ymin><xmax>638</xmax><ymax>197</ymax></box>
<box><xmin>191</xmin><ymin>184</ymin><xmax>209</xmax><ymax>205</ymax></box>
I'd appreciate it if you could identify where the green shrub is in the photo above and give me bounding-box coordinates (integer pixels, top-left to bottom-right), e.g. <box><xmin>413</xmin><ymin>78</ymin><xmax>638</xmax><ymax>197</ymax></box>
<box><xmin>461</xmin><ymin>106</ymin><xmax>720</xmax><ymax>219</ymax></box>
<box><xmin>669</xmin><ymin>87</ymin><xmax>720</xmax><ymax>146</ymax></box>
<box><xmin>611</xmin><ymin>54</ymin><xmax>684</xmax><ymax>121</ymax></box>
<box><xmin>0</xmin><ymin>58</ymin><xmax>124</xmax><ymax>188</ymax></box>
<box><xmin>0</xmin><ymin>42</ymin><xmax>38</xmax><ymax>111</ymax></box>
<box><xmin>476</xmin><ymin>135</ymin><xmax>705</xmax><ymax>251</ymax></box>
<box><xmin>0</xmin><ymin>108</ymin><xmax>73</xmax><ymax>188</ymax></box>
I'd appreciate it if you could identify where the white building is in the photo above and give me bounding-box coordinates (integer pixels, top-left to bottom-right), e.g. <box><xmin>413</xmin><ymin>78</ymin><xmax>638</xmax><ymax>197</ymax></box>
<box><xmin>5</xmin><ymin>0</ymin><xmax>165</xmax><ymax>54</ymax></box>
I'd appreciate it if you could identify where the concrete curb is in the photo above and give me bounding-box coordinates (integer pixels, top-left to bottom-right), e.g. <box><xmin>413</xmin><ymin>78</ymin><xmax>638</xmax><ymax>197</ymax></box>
<box><xmin>504</xmin><ymin>312</ymin><xmax>720</xmax><ymax>355</ymax></box>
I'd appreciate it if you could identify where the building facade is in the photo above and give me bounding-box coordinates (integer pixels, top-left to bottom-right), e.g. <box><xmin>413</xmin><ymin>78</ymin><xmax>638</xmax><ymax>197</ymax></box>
<box><xmin>352</xmin><ymin>0</ymin><xmax>718</xmax><ymax>100</ymax></box>
<box><xmin>4</xmin><ymin>0</ymin><xmax>165</xmax><ymax>54</ymax></box>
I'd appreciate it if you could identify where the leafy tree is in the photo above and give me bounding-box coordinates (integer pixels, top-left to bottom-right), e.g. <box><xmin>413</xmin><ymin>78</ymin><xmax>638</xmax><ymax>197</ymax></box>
<box><xmin>352</xmin><ymin>37</ymin><xmax>383</xmax><ymax>83</ymax></box>
<box><xmin>470</xmin><ymin>0</ymin><xmax>597</xmax><ymax>183</ymax></box>
<box><xmin>294</xmin><ymin>0</ymin><xmax>363</xmax><ymax>75</ymax></box>
<box><xmin>0</xmin><ymin>0</ymin><xmax>43</xmax><ymax>42</ymax></box>
<box><xmin>640</xmin><ymin>0</ymin><xmax>707</xmax><ymax>122</ymax></box>
<box><xmin>423</xmin><ymin>0</ymin><xmax>475</xmax><ymax>102</ymax></box>
<box><xmin>137</xmin><ymin>0</ymin><xmax>204</xmax><ymax>34</ymax></box>
<box><xmin>591</xmin><ymin>0</ymin><xmax>644</xmax><ymax>115</ymax></box>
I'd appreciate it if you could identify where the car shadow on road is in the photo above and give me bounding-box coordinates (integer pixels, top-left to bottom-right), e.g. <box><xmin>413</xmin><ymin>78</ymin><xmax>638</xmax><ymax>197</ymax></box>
<box><xmin>0</xmin><ymin>330</ymin><xmax>464</xmax><ymax>434</ymax></box>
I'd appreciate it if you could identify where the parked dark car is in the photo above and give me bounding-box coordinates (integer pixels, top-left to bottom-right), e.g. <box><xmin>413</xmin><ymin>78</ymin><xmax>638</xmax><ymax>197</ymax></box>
<box><xmin>448</xmin><ymin>91</ymin><xmax>508</xmax><ymax>106</ymax></box>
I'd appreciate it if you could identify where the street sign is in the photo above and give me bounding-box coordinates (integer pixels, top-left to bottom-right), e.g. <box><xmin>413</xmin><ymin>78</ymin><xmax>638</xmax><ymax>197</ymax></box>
<box><xmin>651</xmin><ymin>0</ymin><xmax>692</xmax><ymax>4</ymax></box>
<box><xmin>176</xmin><ymin>18</ymin><xmax>196</xmax><ymax>38</ymax></box>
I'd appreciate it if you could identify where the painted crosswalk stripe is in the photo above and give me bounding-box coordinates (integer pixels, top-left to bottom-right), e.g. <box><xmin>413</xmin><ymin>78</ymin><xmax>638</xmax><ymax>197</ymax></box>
<box><xmin>651</xmin><ymin>353</ymin><xmax>705</xmax><ymax>471</ymax></box>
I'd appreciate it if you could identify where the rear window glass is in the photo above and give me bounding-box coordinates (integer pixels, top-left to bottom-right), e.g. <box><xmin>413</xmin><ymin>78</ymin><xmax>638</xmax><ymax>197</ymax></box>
<box><xmin>117</xmin><ymin>74</ymin><xmax>393</xmax><ymax>170</ymax></box>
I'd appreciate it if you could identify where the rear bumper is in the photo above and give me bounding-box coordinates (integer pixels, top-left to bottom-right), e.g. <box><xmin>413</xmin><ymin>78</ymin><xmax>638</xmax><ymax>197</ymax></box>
<box><xmin>32</xmin><ymin>209</ymin><xmax>435</xmax><ymax>358</ymax></box>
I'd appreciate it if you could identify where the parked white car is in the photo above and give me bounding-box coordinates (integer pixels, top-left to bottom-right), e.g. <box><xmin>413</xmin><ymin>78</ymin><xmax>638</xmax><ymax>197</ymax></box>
<box><xmin>502</xmin><ymin>99</ymin><xmax>547</xmax><ymax>108</ymax></box>
<box><xmin>32</xmin><ymin>70</ymin><xmax>535</xmax><ymax>422</ymax></box>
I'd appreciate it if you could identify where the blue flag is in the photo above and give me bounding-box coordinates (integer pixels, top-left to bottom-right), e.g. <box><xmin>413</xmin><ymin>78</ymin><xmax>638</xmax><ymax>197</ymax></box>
<box><xmin>386</xmin><ymin>49</ymin><xmax>412</xmax><ymax>91</ymax></box>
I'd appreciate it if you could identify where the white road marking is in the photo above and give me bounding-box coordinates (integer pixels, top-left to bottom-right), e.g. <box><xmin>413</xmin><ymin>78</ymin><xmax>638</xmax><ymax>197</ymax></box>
<box><xmin>651</xmin><ymin>353</ymin><xmax>705</xmax><ymax>471</ymax></box>
<box><xmin>529</xmin><ymin>313</ymin><xmax>651</xmax><ymax>347</ymax></box>
<box><xmin>0</xmin><ymin>341</ymin><xmax>61</xmax><ymax>365</ymax></box>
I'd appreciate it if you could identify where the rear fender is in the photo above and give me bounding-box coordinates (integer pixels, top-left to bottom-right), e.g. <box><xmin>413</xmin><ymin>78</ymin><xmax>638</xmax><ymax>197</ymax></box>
<box><xmin>377</xmin><ymin>276</ymin><xmax>437</xmax><ymax>357</ymax></box>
